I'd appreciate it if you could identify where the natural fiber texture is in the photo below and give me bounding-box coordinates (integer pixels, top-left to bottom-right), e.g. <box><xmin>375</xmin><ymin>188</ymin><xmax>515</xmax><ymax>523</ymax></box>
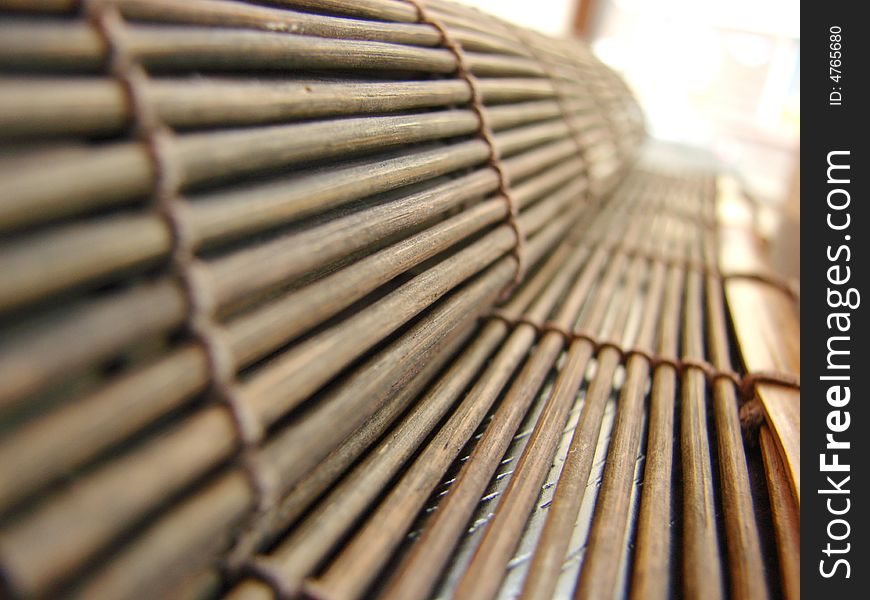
<box><xmin>485</xmin><ymin>309</ymin><xmax>800</xmax><ymax>413</ymax></box>
<box><xmin>0</xmin><ymin>1</ymin><xmax>797</xmax><ymax>600</ymax></box>
<box><xmin>87</xmin><ymin>2</ymin><xmax>277</xmax><ymax>511</ymax></box>
<box><xmin>402</xmin><ymin>0</ymin><xmax>527</xmax><ymax>294</ymax></box>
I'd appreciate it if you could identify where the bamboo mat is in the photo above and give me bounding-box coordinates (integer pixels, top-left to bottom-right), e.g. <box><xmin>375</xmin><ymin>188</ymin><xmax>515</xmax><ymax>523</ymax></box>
<box><xmin>0</xmin><ymin>1</ymin><xmax>798</xmax><ymax>599</ymax></box>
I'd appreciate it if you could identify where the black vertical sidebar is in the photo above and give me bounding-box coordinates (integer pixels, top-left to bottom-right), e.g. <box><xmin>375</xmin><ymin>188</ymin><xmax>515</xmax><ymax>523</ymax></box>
<box><xmin>803</xmin><ymin>1</ymin><xmax>868</xmax><ymax>598</ymax></box>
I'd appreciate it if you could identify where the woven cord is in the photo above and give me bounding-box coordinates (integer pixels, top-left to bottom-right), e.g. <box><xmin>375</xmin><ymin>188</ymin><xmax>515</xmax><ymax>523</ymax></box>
<box><xmin>488</xmin><ymin>202</ymin><xmax>801</xmax><ymax>418</ymax></box>
<box><xmin>485</xmin><ymin>310</ymin><xmax>799</xmax><ymax>411</ymax></box>
<box><xmin>403</xmin><ymin>0</ymin><xmax>526</xmax><ymax>297</ymax></box>
<box><xmin>85</xmin><ymin>2</ymin><xmax>277</xmax><ymax>514</ymax></box>
<box><xmin>708</xmin><ymin>174</ymin><xmax>800</xmax><ymax>438</ymax></box>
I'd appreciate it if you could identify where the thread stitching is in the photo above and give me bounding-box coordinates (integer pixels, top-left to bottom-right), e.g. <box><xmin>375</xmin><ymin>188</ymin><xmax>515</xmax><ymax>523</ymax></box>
<box><xmin>404</xmin><ymin>0</ymin><xmax>526</xmax><ymax>297</ymax></box>
<box><xmin>484</xmin><ymin>311</ymin><xmax>800</xmax><ymax>419</ymax></box>
<box><xmin>86</xmin><ymin>0</ymin><xmax>276</xmax><ymax>517</ymax></box>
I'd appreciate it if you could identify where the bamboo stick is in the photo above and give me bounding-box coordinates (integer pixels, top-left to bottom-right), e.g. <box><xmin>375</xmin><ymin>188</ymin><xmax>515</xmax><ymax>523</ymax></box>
<box><xmin>69</xmin><ymin>292</ymin><xmax>486</xmax><ymax>600</ymax></box>
<box><xmin>226</xmin><ymin>231</ymin><xmax>586</xmax><ymax>599</ymax></box>
<box><xmin>370</xmin><ymin>208</ymin><xmax>639</xmax><ymax>600</ymax></box>
<box><xmin>0</xmin><ymin>120</ymin><xmax>573</xmax><ymax>310</ymax></box>
<box><xmin>66</xmin><ymin>205</ymin><xmax>584</xmax><ymax>600</ymax></box>
<box><xmin>0</xmin><ymin>21</ymin><xmax>544</xmax><ymax>76</ymax></box>
<box><xmin>628</xmin><ymin>229</ymin><xmax>687</xmax><ymax>600</ymax></box>
<box><xmin>0</xmin><ymin>128</ymin><xmax>580</xmax><ymax>409</ymax></box>
<box><xmin>83</xmin><ymin>0</ymin><xmax>528</xmax><ymax>57</ymax></box>
<box><xmin>270</xmin><ymin>0</ymin><xmax>534</xmax><ymax>45</ymax></box>
<box><xmin>717</xmin><ymin>195</ymin><xmax>800</xmax><ymax>506</ymax></box>
<box><xmin>183</xmin><ymin>113</ymin><xmax>573</xmax><ymax>238</ymax></box>
<box><xmin>680</xmin><ymin>235</ymin><xmax>724</xmax><ymax>600</ymax></box>
<box><xmin>0</xmin><ymin>198</ymin><xmax>501</xmax><ymax>494</ymax></box>
<box><xmin>0</xmin><ymin>165</ymin><xmax>788</xmax><ymax>600</ymax></box>
<box><xmin>0</xmin><ymin>76</ymin><xmax>556</xmax><ymax>138</ymax></box>
<box><xmin>0</xmin><ymin>197</ymin><xmax>581</xmax><ymax>597</ymax></box>
<box><xmin>703</xmin><ymin>231</ymin><xmax>769</xmax><ymax>600</ymax></box>
<box><xmin>0</xmin><ymin>155</ymin><xmax>584</xmax><ymax>511</ymax></box>
<box><xmin>0</xmin><ymin>0</ymin><xmax>537</xmax><ymax>50</ymax></box>
<box><xmin>262</xmin><ymin>205</ymin><xmax>580</xmax><ymax>493</ymax></box>
<box><xmin>0</xmin><ymin>4</ymin><xmax>664</xmax><ymax>599</ymax></box>
<box><xmin>0</xmin><ymin>105</ymin><xmax>557</xmax><ymax>232</ymax></box>
<box><xmin>514</xmin><ymin>225</ymin><xmax>648</xmax><ymax>600</ymax></box>
<box><xmin>456</xmin><ymin>220</ymin><xmax>654</xmax><ymax>600</ymax></box>
<box><xmin>306</xmin><ymin>211</ymin><xmax>613</xmax><ymax>600</ymax></box>
<box><xmin>0</xmin><ymin>278</ymin><xmax>186</xmax><ymax>413</ymax></box>
<box><xmin>237</xmin><ymin>181</ymin><xmax>576</xmax><ymax>427</ymax></box>
<box><xmin>230</xmin><ymin>246</ymin><xmax>592</xmax><ymax>588</ymax></box>
<box><xmin>258</xmin><ymin>0</ymin><xmax>420</xmax><ymax>24</ymax></box>
<box><xmin>572</xmin><ymin>233</ymin><xmax>670</xmax><ymax>600</ymax></box>
<box><xmin>0</xmin><ymin>119</ymin><xmax>575</xmax><ymax>305</ymax></box>
<box><xmin>149</xmin><ymin>308</ymin><xmax>480</xmax><ymax>600</ymax></box>
<box><xmin>760</xmin><ymin>426</ymin><xmax>800</xmax><ymax>600</ymax></box>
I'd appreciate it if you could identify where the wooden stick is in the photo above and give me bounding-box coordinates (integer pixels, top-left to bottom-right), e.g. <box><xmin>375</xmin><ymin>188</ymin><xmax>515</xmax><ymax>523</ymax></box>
<box><xmin>209</xmin><ymin>156</ymin><xmax>583</xmax><ymax>309</ymax></box>
<box><xmin>0</xmin><ymin>130</ymin><xmax>580</xmax><ymax>411</ymax></box>
<box><xmin>0</xmin><ymin>159</ymin><xmax>585</xmax><ymax>513</ymax></box>
<box><xmin>371</xmin><ymin>207</ymin><xmax>637</xmax><ymax>600</ymax></box>
<box><xmin>226</xmin><ymin>231</ymin><xmax>584</xmax><ymax>599</ymax></box>
<box><xmin>572</xmin><ymin>236</ymin><xmax>669</xmax><ymax>600</ymax></box>
<box><xmin>0</xmin><ymin>21</ymin><xmax>544</xmax><ymax>76</ymax></box>
<box><xmin>225</xmin><ymin>182</ymin><xmax>577</xmax><ymax>427</ymax></box>
<box><xmin>63</xmin><ymin>205</ymin><xmax>584</xmax><ymax>600</ymax></box>
<box><xmin>256</xmin><ymin>0</ymin><xmax>421</xmax><ymax>24</ymax></box>
<box><xmin>0</xmin><ymin>118</ymin><xmax>578</xmax><ymax>313</ymax></box>
<box><xmin>703</xmin><ymin>231</ymin><xmax>769</xmax><ymax>600</ymax></box>
<box><xmin>717</xmin><ymin>178</ymin><xmax>800</xmax><ymax>505</ymax></box>
<box><xmin>0</xmin><ymin>105</ymin><xmax>563</xmax><ymax>232</ymax></box>
<box><xmin>515</xmin><ymin>220</ymin><xmax>648</xmax><ymax>600</ymax></box>
<box><xmin>679</xmin><ymin>233</ymin><xmax>724</xmax><ymax>600</ymax></box>
<box><xmin>305</xmin><ymin>215</ymin><xmax>609</xmax><ymax>600</ymax></box>
<box><xmin>0</xmin><ymin>76</ymin><xmax>555</xmax><ymax>137</ymax></box>
<box><xmin>759</xmin><ymin>426</ymin><xmax>800</xmax><ymax>600</ymax></box>
<box><xmin>0</xmin><ymin>4</ymin><xmax>651</xmax><ymax>598</ymax></box>
<box><xmin>457</xmin><ymin>226</ymin><xmax>652</xmax><ymax>600</ymax></box>
<box><xmin>96</xmin><ymin>0</ymin><xmax>527</xmax><ymax>56</ymax></box>
<box><xmin>629</xmin><ymin>234</ymin><xmax>687</xmax><ymax>600</ymax></box>
<box><xmin>0</xmin><ymin>202</ymin><xmax>580</xmax><ymax>598</ymax></box>
<box><xmin>69</xmin><ymin>290</ymin><xmax>487</xmax><ymax>600</ymax></box>
<box><xmin>0</xmin><ymin>0</ymin><xmax>532</xmax><ymax>58</ymax></box>
<box><xmin>0</xmin><ymin>120</ymin><xmax>578</xmax><ymax>313</ymax></box>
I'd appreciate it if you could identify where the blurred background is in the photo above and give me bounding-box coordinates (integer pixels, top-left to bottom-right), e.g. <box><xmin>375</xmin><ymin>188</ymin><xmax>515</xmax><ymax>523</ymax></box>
<box><xmin>458</xmin><ymin>0</ymin><xmax>800</xmax><ymax>280</ymax></box>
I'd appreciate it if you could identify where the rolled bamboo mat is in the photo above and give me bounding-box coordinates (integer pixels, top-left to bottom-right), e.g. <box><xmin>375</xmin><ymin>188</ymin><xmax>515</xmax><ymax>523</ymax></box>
<box><xmin>0</xmin><ymin>1</ymin><xmax>798</xmax><ymax>599</ymax></box>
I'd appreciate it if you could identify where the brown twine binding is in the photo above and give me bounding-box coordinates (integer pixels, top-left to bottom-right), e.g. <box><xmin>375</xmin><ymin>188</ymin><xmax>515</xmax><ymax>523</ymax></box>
<box><xmin>736</xmin><ymin>370</ymin><xmax>802</xmax><ymax>445</ymax></box>
<box><xmin>483</xmin><ymin>311</ymin><xmax>800</xmax><ymax>438</ymax></box>
<box><xmin>738</xmin><ymin>399</ymin><xmax>766</xmax><ymax>445</ymax></box>
<box><xmin>403</xmin><ymin>0</ymin><xmax>526</xmax><ymax>298</ymax></box>
<box><xmin>86</xmin><ymin>0</ymin><xmax>278</xmax><ymax>562</ymax></box>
